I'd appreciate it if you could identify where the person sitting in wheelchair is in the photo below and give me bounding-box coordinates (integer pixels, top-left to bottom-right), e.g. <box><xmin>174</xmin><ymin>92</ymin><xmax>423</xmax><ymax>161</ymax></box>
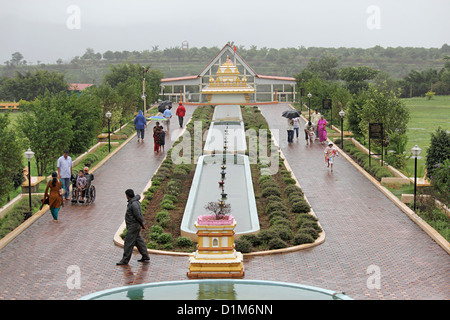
<box><xmin>75</xmin><ymin>170</ymin><xmax>87</xmax><ymax>203</ymax></box>
<box><xmin>83</xmin><ymin>167</ymin><xmax>94</xmax><ymax>184</ymax></box>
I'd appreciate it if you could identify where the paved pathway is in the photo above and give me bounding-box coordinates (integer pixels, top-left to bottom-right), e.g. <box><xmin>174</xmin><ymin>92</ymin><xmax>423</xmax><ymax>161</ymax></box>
<box><xmin>0</xmin><ymin>103</ymin><xmax>448</xmax><ymax>300</ymax></box>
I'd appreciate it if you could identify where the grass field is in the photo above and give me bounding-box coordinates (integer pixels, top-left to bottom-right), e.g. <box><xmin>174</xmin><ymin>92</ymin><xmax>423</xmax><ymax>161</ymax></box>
<box><xmin>403</xmin><ymin>95</ymin><xmax>450</xmax><ymax>176</ymax></box>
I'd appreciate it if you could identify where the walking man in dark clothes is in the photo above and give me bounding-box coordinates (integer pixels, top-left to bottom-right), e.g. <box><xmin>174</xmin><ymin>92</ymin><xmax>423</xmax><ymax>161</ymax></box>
<box><xmin>116</xmin><ymin>189</ymin><xmax>150</xmax><ymax>265</ymax></box>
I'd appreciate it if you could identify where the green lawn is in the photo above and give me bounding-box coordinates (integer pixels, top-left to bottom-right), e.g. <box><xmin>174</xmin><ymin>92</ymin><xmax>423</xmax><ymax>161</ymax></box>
<box><xmin>403</xmin><ymin>95</ymin><xmax>450</xmax><ymax>177</ymax></box>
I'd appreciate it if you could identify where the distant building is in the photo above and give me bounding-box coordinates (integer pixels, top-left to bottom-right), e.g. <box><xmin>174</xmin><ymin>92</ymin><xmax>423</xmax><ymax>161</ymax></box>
<box><xmin>161</xmin><ymin>43</ymin><xmax>296</xmax><ymax>104</ymax></box>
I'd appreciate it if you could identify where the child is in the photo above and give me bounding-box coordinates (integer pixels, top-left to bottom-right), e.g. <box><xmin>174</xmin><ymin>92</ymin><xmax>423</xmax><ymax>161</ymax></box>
<box><xmin>76</xmin><ymin>170</ymin><xmax>87</xmax><ymax>203</ymax></box>
<box><xmin>159</xmin><ymin>126</ymin><xmax>166</xmax><ymax>152</ymax></box>
<box><xmin>324</xmin><ymin>142</ymin><xmax>339</xmax><ymax>172</ymax></box>
<box><xmin>304</xmin><ymin>121</ymin><xmax>315</xmax><ymax>145</ymax></box>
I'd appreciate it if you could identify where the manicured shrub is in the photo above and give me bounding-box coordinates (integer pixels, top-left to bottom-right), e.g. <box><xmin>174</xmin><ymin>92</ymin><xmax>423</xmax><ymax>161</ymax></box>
<box><xmin>266</xmin><ymin>201</ymin><xmax>287</xmax><ymax>214</ymax></box>
<box><xmin>268</xmin><ymin>238</ymin><xmax>288</xmax><ymax>250</ymax></box>
<box><xmin>268</xmin><ymin>210</ymin><xmax>290</xmax><ymax>221</ymax></box>
<box><xmin>297</xmin><ymin>213</ymin><xmax>318</xmax><ymax>222</ymax></box>
<box><xmin>235</xmin><ymin>238</ymin><xmax>253</xmax><ymax>253</ymax></box>
<box><xmin>297</xmin><ymin>227</ymin><xmax>319</xmax><ymax>239</ymax></box>
<box><xmin>146</xmin><ymin>241</ymin><xmax>158</xmax><ymax>249</ymax></box>
<box><xmin>150</xmin><ymin>225</ymin><xmax>164</xmax><ymax>234</ymax></box>
<box><xmin>176</xmin><ymin>236</ymin><xmax>193</xmax><ymax>247</ymax></box>
<box><xmin>157</xmin><ymin>232</ymin><xmax>173</xmax><ymax>244</ymax></box>
<box><xmin>271</xmin><ymin>225</ymin><xmax>293</xmax><ymax>241</ymax></box>
<box><xmin>160</xmin><ymin>199</ymin><xmax>175</xmax><ymax>210</ymax></box>
<box><xmin>297</xmin><ymin>220</ymin><xmax>322</xmax><ymax>233</ymax></box>
<box><xmin>293</xmin><ymin>233</ymin><xmax>315</xmax><ymax>245</ymax></box>
<box><xmin>291</xmin><ymin>200</ymin><xmax>310</xmax><ymax>213</ymax></box>
<box><xmin>270</xmin><ymin>217</ymin><xmax>292</xmax><ymax>228</ymax></box>
<box><xmin>262</xmin><ymin>186</ymin><xmax>281</xmax><ymax>197</ymax></box>
<box><xmin>257</xmin><ymin>229</ymin><xmax>278</xmax><ymax>243</ymax></box>
<box><xmin>240</xmin><ymin>234</ymin><xmax>262</xmax><ymax>247</ymax></box>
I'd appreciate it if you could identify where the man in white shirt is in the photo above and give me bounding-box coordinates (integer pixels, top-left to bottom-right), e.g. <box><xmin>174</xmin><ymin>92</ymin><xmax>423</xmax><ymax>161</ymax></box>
<box><xmin>57</xmin><ymin>149</ymin><xmax>73</xmax><ymax>200</ymax></box>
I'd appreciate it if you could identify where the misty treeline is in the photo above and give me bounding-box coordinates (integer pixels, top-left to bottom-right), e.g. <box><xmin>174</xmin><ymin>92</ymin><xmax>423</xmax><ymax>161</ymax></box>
<box><xmin>2</xmin><ymin>44</ymin><xmax>450</xmax><ymax>98</ymax></box>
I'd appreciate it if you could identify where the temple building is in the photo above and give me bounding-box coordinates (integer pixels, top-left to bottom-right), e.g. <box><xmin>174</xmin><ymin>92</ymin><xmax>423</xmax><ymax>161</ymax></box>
<box><xmin>161</xmin><ymin>43</ymin><xmax>296</xmax><ymax>104</ymax></box>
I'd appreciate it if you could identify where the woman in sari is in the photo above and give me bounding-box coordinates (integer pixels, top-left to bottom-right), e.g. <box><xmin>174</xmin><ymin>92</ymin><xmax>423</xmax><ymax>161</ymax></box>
<box><xmin>42</xmin><ymin>172</ymin><xmax>63</xmax><ymax>221</ymax></box>
<box><xmin>318</xmin><ymin>115</ymin><xmax>328</xmax><ymax>144</ymax></box>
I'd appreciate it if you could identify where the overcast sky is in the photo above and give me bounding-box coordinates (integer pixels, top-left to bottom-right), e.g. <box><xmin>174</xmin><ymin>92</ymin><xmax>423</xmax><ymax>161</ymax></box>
<box><xmin>1</xmin><ymin>0</ymin><xmax>449</xmax><ymax>64</ymax></box>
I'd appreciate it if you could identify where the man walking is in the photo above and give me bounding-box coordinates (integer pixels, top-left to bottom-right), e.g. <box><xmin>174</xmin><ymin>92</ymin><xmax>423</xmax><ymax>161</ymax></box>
<box><xmin>57</xmin><ymin>149</ymin><xmax>72</xmax><ymax>200</ymax></box>
<box><xmin>162</xmin><ymin>105</ymin><xmax>172</xmax><ymax>132</ymax></box>
<box><xmin>117</xmin><ymin>189</ymin><xmax>150</xmax><ymax>265</ymax></box>
<box><xmin>134</xmin><ymin>110</ymin><xmax>147</xmax><ymax>142</ymax></box>
<box><xmin>175</xmin><ymin>102</ymin><xmax>186</xmax><ymax>128</ymax></box>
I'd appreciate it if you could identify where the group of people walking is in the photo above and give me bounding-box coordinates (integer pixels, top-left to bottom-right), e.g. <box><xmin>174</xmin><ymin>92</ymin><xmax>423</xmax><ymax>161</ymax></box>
<box><xmin>286</xmin><ymin>108</ymin><xmax>339</xmax><ymax>171</ymax></box>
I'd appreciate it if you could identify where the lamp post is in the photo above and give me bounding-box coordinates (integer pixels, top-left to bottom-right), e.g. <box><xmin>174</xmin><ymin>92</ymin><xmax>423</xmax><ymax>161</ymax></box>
<box><xmin>411</xmin><ymin>144</ymin><xmax>422</xmax><ymax>212</ymax></box>
<box><xmin>105</xmin><ymin>111</ymin><xmax>112</xmax><ymax>153</ymax></box>
<box><xmin>24</xmin><ymin>147</ymin><xmax>34</xmax><ymax>219</ymax></box>
<box><xmin>307</xmin><ymin>92</ymin><xmax>312</xmax><ymax>120</ymax></box>
<box><xmin>339</xmin><ymin>109</ymin><xmax>345</xmax><ymax>149</ymax></box>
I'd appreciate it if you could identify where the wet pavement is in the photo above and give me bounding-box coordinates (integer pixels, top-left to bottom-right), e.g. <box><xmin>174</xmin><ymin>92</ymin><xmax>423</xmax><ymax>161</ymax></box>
<box><xmin>0</xmin><ymin>103</ymin><xmax>448</xmax><ymax>300</ymax></box>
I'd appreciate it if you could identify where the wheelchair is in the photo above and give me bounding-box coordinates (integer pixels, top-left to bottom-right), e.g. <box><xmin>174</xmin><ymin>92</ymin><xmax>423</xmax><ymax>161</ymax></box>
<box><xmin>71</xmin><ymin>173</ymin><xmax>96</xmax><ymax>205</ymax></box>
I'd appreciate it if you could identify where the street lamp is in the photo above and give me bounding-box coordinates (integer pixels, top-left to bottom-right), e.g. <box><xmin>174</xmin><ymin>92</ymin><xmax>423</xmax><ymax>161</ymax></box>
<box><xmin>105</xmin><ymin>111</ymin><xmax>112</xmax><ymax>153</ymax></box>
<box><xmin>307</xmin><ymin>92</ymin><xmax>312</xmax><ymax>119</ymax></box>
<box><xmin>24</xmin><ymin>147</ymin><xmax>34</xmax><ymax>219</ymax></box>
<box><xmin>411</xmin><ymin>144</ymin><xmax>422</xmax><ymax>212</ymax></box>
<box><xmin>339</xmin><ymin>109</ymin><xmax>345</xmax><ymax>149</ymax></box>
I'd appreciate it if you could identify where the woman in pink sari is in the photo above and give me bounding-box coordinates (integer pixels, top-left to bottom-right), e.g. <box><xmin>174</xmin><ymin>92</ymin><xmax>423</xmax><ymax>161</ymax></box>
<box><xmin>318</xmin><ymin>115</ymin><xmax>328</xmax><ymax>144</ymax></box>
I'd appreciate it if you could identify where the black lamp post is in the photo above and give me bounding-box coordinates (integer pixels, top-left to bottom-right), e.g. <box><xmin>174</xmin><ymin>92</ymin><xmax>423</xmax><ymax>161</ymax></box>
<box><xmin>339</xmin><ymin>109</ymin><xmax>345</xmax><ymax>149</ymax></box>
<box><xmin>106</xmin><ymin>111</ymin><xmax>112</xmax><ymax>153</ymax></box>
<box><xmin>411</xmin><ymin>144</ymin><xmax>422</xmax><ymax>211</ymax></box>
<box><xmin>307</xmin><ymin>92</ymin><xmax>312</xmax><ymax>120</ymax></box>
<box><xmin>24</xmin><ymin>147</ymin><xmax>34</xmax><ymax>219</ymax></box>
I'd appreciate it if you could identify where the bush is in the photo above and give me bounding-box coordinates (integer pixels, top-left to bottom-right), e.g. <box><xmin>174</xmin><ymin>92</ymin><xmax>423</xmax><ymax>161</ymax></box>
<box><xmin>240</xmin><ymin>234</ymin><xmax>262</xmax><ymax>246</ymax></box>
<box><xmin>157</xmin><ymin>232</ymin><xmax>173</xmax><ymax>244</ymax></box>
<box><xmin>167</xmin><ymin>180</ymin><xmax>180</xmax><ymax>196</ymax></box>
<box><xmin>266</xmin><ymin>201</ymin><xmax>287</xmax><ymax>214</ymax></box>
<box><xmin>146</xmin><ymin>241</ymin><xmax>158</xmax><ymax>249</ymax></box>
<box><xmin>150</xmin><ymin>225</ymin><xmax>164</xmax><ymax>234</ymax></box>
<box><xmin>269</xmin><ymin>217</ymin><xmax>292</xmax><ymax>228</ymax></box>
<box><xmin>426</xmin><ymin>127</ymin><xmax>450</xmax><ymax>177</ymax></box>
<box><xmin>235</xmin><ymin>238</ymin><xmax>253</xmax><ymax>253</ymax></box>
<box><xmin>271</xmin><ymin>225</ymin><xmax>293</xmax><ymax>241</ymax></box>
<box><xmin>293</xmin><ymin>233</ymin><xmax>315</xmax><ymax>245</ymax></box>
<box><xmin>268</xmin><ymin>210</ymin><xmax>290</xmax><ymax>221</ymax></box>
<box><xmin>268</xmin><ymin>238</ymin><xmax>288</xmax><ymax>250</ymax></box>
<box><xmin>298</xmin><ymin>227</ymin><xmax>319</xmax><ymax>239</ymax></box>
<box><xmin>262</xmin><ymin>186</ymin><xmax>281</xmax><ymax>197</ymax></box>
<box><xmin>155</xmin><ymin>210</ymin><xmax>170</xmax><ymax>227</ymax></box>
<box><xmin>297</xmin><ymin>220</ymin><xmax>322</xmax><ymax>233</ymax></box>
<box><xmin>160</xmin><ymin>199</ymin><xmax>175</xmax><ymax>210</ymax></box>
<box><xmin>291</xmin><ymin>200</ymin><xmax>310</xmax><ymax>213</ymax></box>
<box><xmin>258</xmin><ymin>229</ymin><xmax>278</xmax><ymax>243</ymax></box>
<box><xmin>175</xmin><ymin>236</ymin><xmax>193</xmax><ymax>247</ymax></box>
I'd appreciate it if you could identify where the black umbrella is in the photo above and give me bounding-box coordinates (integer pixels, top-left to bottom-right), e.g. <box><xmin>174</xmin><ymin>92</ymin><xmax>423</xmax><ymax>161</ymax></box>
<box><xmin>282</xmin><ymin>110</ymin><xmax>300</xmax><ymax>119</ymax></box>
<box><xmin>158</xmin><ymin>100</ymin><xmax>172</xmax><ymax>113</ymax></box>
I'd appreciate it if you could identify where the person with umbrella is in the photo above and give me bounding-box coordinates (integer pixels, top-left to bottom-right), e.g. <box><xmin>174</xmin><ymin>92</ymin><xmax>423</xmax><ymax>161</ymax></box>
<box><xmin>282</xmin><ymin>110</ymin><xmax>300</xmax><ymax>144</ymax></box>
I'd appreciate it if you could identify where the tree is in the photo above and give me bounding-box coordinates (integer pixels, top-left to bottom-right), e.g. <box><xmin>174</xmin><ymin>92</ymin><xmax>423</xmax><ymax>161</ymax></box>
<box><xmin>426</xmin><ymin>127</ymin><xmax>450</xmax><ymax>177</ymax></box>
<box><xmin>0</xmin><ymin>114</ymin><xmax>24</xmax><ymax>202</ymax></box>
<box><xmin>16</xmin><ymin>93</ymin><xmax>74</xmax><ymax>176</ymax></box>
<box><xmin>339</xmin><ymin>66</ymin><xmax>379</xmax><ymax>94</ymax></box>
<box><xmin>359</xmin><ymin>86</ymin><xmax>410</xmax><ymax>150</ymax></box>
<box><xmin>0</xmin><ymin>70</ymin><xmax>68</xmax><ymax>101</ymax></box>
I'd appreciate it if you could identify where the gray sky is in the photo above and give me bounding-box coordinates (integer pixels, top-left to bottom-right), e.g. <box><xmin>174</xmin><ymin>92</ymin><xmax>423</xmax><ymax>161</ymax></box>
<box><xmin>1</xmin><ymin>0</ymin><xmax>449</xmax><ymax>64</ymax></box>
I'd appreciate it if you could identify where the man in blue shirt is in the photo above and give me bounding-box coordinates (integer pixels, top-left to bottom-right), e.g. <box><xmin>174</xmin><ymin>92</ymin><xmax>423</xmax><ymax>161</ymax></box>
<box><xmin>162</xmin><ymin>105</ymin><xmax>172</xmax><ymax>133</ymax></box>
<box><xmin>133</xmin><ymin>110</ymin><xmax>147</xmax><ymax>142</ymax></box>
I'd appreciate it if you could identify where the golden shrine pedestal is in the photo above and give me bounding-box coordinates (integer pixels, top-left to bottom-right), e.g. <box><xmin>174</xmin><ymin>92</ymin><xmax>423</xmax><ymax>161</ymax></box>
<box><xmin>187</xmin><ymin>214</ymin><xmax>244</xmax><ymax>279</ymax></box>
